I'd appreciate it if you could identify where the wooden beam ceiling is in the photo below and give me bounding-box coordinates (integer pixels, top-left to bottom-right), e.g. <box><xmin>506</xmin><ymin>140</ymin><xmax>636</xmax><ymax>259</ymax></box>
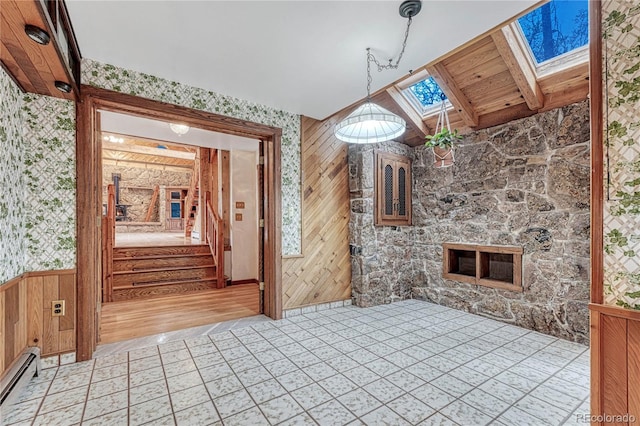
<box><xmin>426</xmin><ymin>63</ymin><xmax>479</xmax><ymax>127</ymax></box>
<box><xmin>102</xmin><ymin>142</ymin><xmax>196</xmax><ymax>160</ymax></box>
<box><xmin>491</xmin><ymin>24</ymin><xmax>544</xmax><ymax>110</ymax></box>
<box><xmin>342</xmin><ymin>12</ymin><xmax>590</xmax><ymax>145</ymax></box>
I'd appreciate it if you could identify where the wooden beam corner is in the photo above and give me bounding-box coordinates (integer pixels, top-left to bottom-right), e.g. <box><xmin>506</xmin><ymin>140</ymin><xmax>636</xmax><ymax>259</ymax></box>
<box><xmin>426</xmin><ymin>63</ymin><xmax>479</xmax><ymax>127</ymax></box>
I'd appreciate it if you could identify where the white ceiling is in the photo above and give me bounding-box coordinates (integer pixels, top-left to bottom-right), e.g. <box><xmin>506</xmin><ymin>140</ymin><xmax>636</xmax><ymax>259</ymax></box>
<box><xmin>100</xmin><ymin>110</ymin><xmax>260</xmax><ymax>151</ymax></box>
<box><xmin>67</xmin><ymin>1</ymin><xmax>539</xmax><ymax>119</ymax></box>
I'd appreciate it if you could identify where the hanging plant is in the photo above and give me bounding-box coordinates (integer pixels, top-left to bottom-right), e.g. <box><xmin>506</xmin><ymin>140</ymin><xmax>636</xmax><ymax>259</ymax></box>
<box><xmin>425</xmin><ymin>96</ymin><xmax>462</xmax><ymax>168</ymax></box>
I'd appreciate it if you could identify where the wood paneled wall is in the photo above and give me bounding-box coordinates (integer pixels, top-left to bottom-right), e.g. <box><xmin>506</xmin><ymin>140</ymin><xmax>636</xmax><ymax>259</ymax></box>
<box><xmin>0</xmin><ymin>270</ymin><xmax>76</xmax><ymax>377</ymax></box>
<box><xmin>590</xmin><ymin>305</ymin><xmax>640</xmax><ymax>424</ymax></box>
<box><xmin>281</xmin><ymin>116</ymin><xmax>351</xmax><ymax>309</ymax></box>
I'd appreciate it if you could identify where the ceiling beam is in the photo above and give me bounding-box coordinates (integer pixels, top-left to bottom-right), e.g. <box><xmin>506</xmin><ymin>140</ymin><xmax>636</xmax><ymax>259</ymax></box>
<box><xmin>491</xmin><ymin>24</ymin><xmax>544</xmax><ymax>110</ymax></box>
<box><xmin>102</xmin><ymin>142</ymin><xmax>196</xmax><ymax>160</ymax></box>
<box><xmin>102</xmin><ymin>158</ymin><xmax>193</xmax><ymax>172</ymax></box>
<box><xmin>426</xmin><ymin>63</ymin><xmax>479</xmax><ymax>127</ymax></box>
<box><xmin>385</xmin><ymin>86</ymin><xmax>430</xmax><ymax>138</ymax></box>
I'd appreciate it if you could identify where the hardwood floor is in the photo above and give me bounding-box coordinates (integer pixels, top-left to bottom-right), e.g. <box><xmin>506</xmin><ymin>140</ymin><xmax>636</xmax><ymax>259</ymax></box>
<box><xmin>99</xmin><ymin>283</ymin><xmax>260</xmax><ymax>343</ymax></box>
<box><xmin>115</xmin><ymin>232</ymin><xmax>200</xmax><ymax>247</ymax></box>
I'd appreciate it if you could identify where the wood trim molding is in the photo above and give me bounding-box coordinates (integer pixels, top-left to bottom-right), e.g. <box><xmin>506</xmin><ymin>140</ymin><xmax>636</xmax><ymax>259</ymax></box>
<box><xmin>589</xmin><ymin>2</ymin><xmax>604</xmax><ymax>422</ymax></box>
<box><xmin>76</xmin><ymin>86</ymin><xmax>284</xmax><ymax>359</ymax></box>
<box><xmin>230</xmin><ymin>279</ymin><xmax>259</xmax><ymax>286</ymax></box>
<box><xmin>589</xmin><ymin>303</ymin><xmax>640</xmax><ymax>321</ymax></box>
<box><xmin>426</xmin><ymin>63</ymin><xmax>479</xmax><ymax>127</ymax></box>
<box><xmin>491</xmin><ymin>24</ymin><xmax>543</xmax><ymax>110</ymax></box>
<box><xmin>590</xmin><ymin>0</ymin><xmax>604</xmax><ymax>305</ymax></box>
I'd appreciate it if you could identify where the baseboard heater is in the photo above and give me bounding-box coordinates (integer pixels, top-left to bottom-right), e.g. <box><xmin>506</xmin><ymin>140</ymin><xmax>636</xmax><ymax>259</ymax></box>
<box><xmin>0</xmin><ymin>347</ymin><xmax>41</xmax><ymax>408</ymax></box>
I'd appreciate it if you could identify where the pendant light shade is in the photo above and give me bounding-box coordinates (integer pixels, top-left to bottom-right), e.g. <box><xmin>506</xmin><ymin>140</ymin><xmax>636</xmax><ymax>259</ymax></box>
<box><xmin>335</xmin><ymin>102</ymin><xmax>406</xmax><ymax>144</ymax></box>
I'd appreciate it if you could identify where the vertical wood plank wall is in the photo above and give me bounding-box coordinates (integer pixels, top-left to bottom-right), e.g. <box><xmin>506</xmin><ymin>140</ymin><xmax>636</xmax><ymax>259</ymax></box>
<box><xmin>0</xmin><ymin>270</ymin><xmax>76</xmax><ymax>377</ymax></box>
<box><xmin>590</xmin><ymin>305</ymin><xmax>640</xmax><ymax>424</ymax></box>
<box><xmin>281</xmin><ymin>116</ymin><xmax>351</xmax><ymax>309</ymax></box>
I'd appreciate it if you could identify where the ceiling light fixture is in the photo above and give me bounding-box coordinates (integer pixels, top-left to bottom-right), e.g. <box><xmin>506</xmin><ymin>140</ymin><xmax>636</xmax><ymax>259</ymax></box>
<box><xmin>54</xmin><ymin>81</ymin><xmax>72</xmax><ymax>93</ymax></box>
<box><xmin>24</xmin><ymin>24</ymin><xmax>50</xmax><ymax>45</ymax></box>
<box><xmin>335</xmin><ymin>0</ymin><xmax>422</xmax><ymax>144</ymax></box>
<box><xmin>169</xmin><ymin>123</ymin><xmax>190</xmax><ymax>136</ymax></box>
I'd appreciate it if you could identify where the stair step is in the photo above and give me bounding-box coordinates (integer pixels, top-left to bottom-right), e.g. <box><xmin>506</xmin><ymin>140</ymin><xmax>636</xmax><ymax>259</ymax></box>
<box><xmin>113</xmin><ymin>244</ymin><xmax>210</xmax><ymax>258</ymax></box>
<box><xmin>113</xmin><ymin>256</ymin><xmax>215</xmax><ymax>272</ymax></box>
<box><xmin>129</xmin><ymin>277</ymin><xmax>216</xmax><ymax>288</ymax></box>
<box><xmin>111</xmin><ymin>279</ymin><xmax>217</xmax><ymax>302</ymax></box>
<box><xmin>113</xmin><ymin>264</ymin><xmax>215</xmax><ymax>275</ymax></box>
<box><xmin>112</xmin><ymin>266</ymin><xmax>215</xmax><ymax>287</ymax></box>
<box><xmin>113</xmin><ymin>252</ymin><xmax>211</xmax><ymax>262</ymax></box>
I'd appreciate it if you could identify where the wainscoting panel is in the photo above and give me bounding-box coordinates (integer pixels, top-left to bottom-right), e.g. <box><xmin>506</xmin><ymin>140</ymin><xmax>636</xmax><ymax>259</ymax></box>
<box><xmin>0</xmin><ymin>269</ymin><xmax>76</xmax><ymax>377</ymax></box>
<box><xmin>590</xmin><ymin>304</ymin><xmax>640</xmax><ymax>424</ymax></box>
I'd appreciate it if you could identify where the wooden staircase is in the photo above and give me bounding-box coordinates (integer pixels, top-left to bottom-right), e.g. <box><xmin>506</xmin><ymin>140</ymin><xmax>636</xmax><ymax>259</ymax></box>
<box><xmin>110</xmin><ymin>244</ymin><xmax>220</xmax><ymax>301</ymax></box>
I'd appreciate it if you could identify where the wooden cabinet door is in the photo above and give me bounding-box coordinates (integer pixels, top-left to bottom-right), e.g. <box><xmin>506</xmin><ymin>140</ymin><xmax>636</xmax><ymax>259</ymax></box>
<box><xmin>375</xmin><ymin>152</ymin><xmax>411</xmax><ymax>226</ymax></box>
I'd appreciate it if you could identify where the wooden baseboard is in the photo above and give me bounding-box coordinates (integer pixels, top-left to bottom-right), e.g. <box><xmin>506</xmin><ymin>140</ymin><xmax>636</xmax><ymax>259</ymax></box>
<box><xmin>229</xmin><ymin>279</ymin><xmax>259</xmax><ymax>286</ymax></box>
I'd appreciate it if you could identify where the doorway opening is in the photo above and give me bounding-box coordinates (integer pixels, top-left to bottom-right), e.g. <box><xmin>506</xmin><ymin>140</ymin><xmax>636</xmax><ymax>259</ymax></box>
<box><xmin>76</xmin><ymin>86</ymin><xmax>283</xmax><ymax>360</ymax></box>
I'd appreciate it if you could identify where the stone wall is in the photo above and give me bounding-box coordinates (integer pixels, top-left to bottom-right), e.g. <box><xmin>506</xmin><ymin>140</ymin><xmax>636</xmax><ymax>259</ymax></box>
<box><xmin>349</xmin><ymin>101</ymin><xmax>590</xmax><ymax>343</ymax></box>
<box><xmin>102</xmin><ymin>164</ymin><xmax>191</xmax><ymax>223</ymax></box>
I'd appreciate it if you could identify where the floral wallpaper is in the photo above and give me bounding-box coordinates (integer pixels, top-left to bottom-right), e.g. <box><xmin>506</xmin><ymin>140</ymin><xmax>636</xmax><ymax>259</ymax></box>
<box><xmin>82</xmin><ymin>59</ymin><xmax>302</xmax><ymax>255</ymax></box>
<box><xmin>603</xmin><ymin>0</ymin><xmax>640</xmax><ymax>310</ymax></box>
<box><xmin>0</xmin><ymin>68</ymin><xmax>26</xmax><ymax>283</ymax></box>
<box><xmin>22</xmin><ymin>94</ymin><xmax>76</xmax><ymax>271</ymax></box>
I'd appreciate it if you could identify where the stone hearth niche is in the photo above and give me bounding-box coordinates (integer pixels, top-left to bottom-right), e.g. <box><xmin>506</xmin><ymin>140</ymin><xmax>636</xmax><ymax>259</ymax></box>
<box><xmin>349</xmin><ymin>101</ymin><xmax>590</xmax><ymax>343</ymax></box>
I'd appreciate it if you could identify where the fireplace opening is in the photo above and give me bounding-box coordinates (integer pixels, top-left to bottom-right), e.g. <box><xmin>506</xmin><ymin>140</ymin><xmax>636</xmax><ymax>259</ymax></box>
<box><xmin>112</xmin><ymin>173</ymin><xmax>130</xmax><ymax>222</ymax></box>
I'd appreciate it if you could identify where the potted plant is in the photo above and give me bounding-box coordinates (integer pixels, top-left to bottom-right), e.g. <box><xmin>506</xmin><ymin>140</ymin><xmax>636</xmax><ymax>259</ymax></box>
<box><xmin>425</xmin><ymin>96</ymin><xmax>462</xmax><ymax>168</ymax></box>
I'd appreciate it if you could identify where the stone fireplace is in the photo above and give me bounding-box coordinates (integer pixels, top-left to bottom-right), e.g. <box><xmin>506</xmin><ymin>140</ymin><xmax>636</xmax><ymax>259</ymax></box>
<box><xmin>349</xmin><ymin>100</ymin><xmax>590</xmax><ymax>343</ymax></box>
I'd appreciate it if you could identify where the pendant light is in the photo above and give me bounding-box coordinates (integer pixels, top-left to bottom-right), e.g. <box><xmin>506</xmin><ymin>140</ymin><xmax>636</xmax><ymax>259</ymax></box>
<box><xmin>335</xmin><ymin>0</ymin><xmax>422</xmax><ymax>144</ymax></box>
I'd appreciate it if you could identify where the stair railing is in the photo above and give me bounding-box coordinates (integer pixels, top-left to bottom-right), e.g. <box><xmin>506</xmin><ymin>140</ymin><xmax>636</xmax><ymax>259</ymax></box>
<box><xmin>102</xmin><ymin>184</ymin><xmax>116</xmax><ymax>302</ymax></box>
<box><xmin>205</xmin><ymin>191</ymin><xmax>225</xmax><ymax>288</ymax></box>
<box><xmin>184</xmin><ymin>152</ymin><xmax>201</xmax><ymax>237</ymax></box>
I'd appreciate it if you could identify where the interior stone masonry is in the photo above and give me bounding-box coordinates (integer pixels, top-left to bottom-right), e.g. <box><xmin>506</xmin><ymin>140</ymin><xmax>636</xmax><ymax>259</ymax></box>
<box><xmin>349</xmin><ymin>100</ymin><xmax>590</xmax><ymax>343</ymax></box>
<box><xmin>102</xmin><ymin>164</ymin><xmax>192</xmax><ymax>223</ymax></box>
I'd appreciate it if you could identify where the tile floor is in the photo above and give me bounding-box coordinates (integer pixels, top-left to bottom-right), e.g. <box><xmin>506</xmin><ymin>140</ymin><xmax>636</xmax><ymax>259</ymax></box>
<box><xmin>3</xmin><ymin>300</ymin><xmax>590</xmax><ymax>426</ymax></box>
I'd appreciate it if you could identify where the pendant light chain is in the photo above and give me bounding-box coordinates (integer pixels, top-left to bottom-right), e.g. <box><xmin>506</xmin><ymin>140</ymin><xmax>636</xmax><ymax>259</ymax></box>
<box><xmin>366</xmin><ymin>15</ymin><xmax>413</xmax><ymax>100</ymax></box>
<box><xmin>369</xmin><ymin>16</ymin><xmax>413</xmax><ymax>72</ymax></box>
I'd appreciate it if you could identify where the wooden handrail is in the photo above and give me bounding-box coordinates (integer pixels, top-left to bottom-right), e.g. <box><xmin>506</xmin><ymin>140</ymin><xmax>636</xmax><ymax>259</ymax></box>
<box><xmin>205</xmin><ymin>192</ymin><xmax>225</xmax><ymax>288</ymax></box>
<box><xmin>184</xmin><ymin>152</ymin><xmax>200</xmax><ymax>237</ymax></box>
<box><xmin>102</xmin><ymin>184</ymin><xmax>116</xmax><ymax>302</ymax></box>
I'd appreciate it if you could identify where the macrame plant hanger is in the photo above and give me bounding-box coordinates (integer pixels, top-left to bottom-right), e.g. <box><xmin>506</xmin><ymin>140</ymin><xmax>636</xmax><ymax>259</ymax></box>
<box><xmin>432</xmin><ymin>93</ymin><xmax>455</xmax><ymax>168</ymax></box>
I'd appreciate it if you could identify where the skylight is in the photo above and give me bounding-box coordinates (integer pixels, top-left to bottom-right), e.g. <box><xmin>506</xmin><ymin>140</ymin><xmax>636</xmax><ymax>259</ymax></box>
<box><xmin>517</xmin><ymin>0</ymin><xmax>588</xmax><ymax>64</ymax></box>
<box><xmin>408</xmin><ymin>77</ymin><xmax>447</xmax><ymax>108</ymax></box>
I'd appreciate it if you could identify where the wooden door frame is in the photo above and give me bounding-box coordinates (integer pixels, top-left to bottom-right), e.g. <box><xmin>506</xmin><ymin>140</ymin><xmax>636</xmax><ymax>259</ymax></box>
<box><xmin>76</xmin><ymin>85</ymin><xmax>283</xmax><ymax>361</ymax></box>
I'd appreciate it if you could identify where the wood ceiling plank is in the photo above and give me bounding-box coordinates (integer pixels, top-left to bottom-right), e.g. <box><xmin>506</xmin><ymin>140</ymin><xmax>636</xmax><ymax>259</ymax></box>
<box><xmin>386</xmin><ymin>86</ymin><xmax>430</xmax><ymax>138</ymax></box>
<box><xmin>476</xmin><ymin>102</ymin><xmax>536</xmax><ymax>130</ymax></box>
<box><xmin>102</xmin><ymin>158</ymin><xmax>193</xmax><ymax>173</ymax></box>
<box><xmin>101</xmin><ymin>151</ymin><xmax>193</xmax><ymax>168</ymax></box>
<box><xmin>102</xmin><ymin>142</ymin><xmax>196</xmax><ymax>160</ymax></box>
<box><xmin>444</xmin><ymin>37</ymin><xmax>503</xmax><ymax>80</ymax></box>
<box><xmin>539</xmin><ymin>61</ymin><xmax>589</xmax><ymax>94</ymax></box>
<box><xmin>0</xmin><ymin>13</ymin><xmax>51</xmax><ymax>95</ymax></box>
<box><xmin>452</xmin><ymin>56</ymin><xmax>510</xmax><ymax>90</ymax></box>
<box><xmin>0</xmin><ymin>42</ymin><xmax>34</xmax><ymax>92</ymax></box>
<box><xmin>461</xmin><ymin>69</ymin><xmax>519</xmax><ymax>103</ymax></box>
<box><xmin>427</xmin><ymin>63</ymin><xmax>479</xmax><ymax>127</ymax></box>
<box><xmin>474</xmin><ymin>93</ymin><xmax>526</xmax><ymax>116</ymax></box>
<box><xmin>491</xmin><ymin>25</ymin><xmax>543</xmax><ymax>110</ymax></box>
